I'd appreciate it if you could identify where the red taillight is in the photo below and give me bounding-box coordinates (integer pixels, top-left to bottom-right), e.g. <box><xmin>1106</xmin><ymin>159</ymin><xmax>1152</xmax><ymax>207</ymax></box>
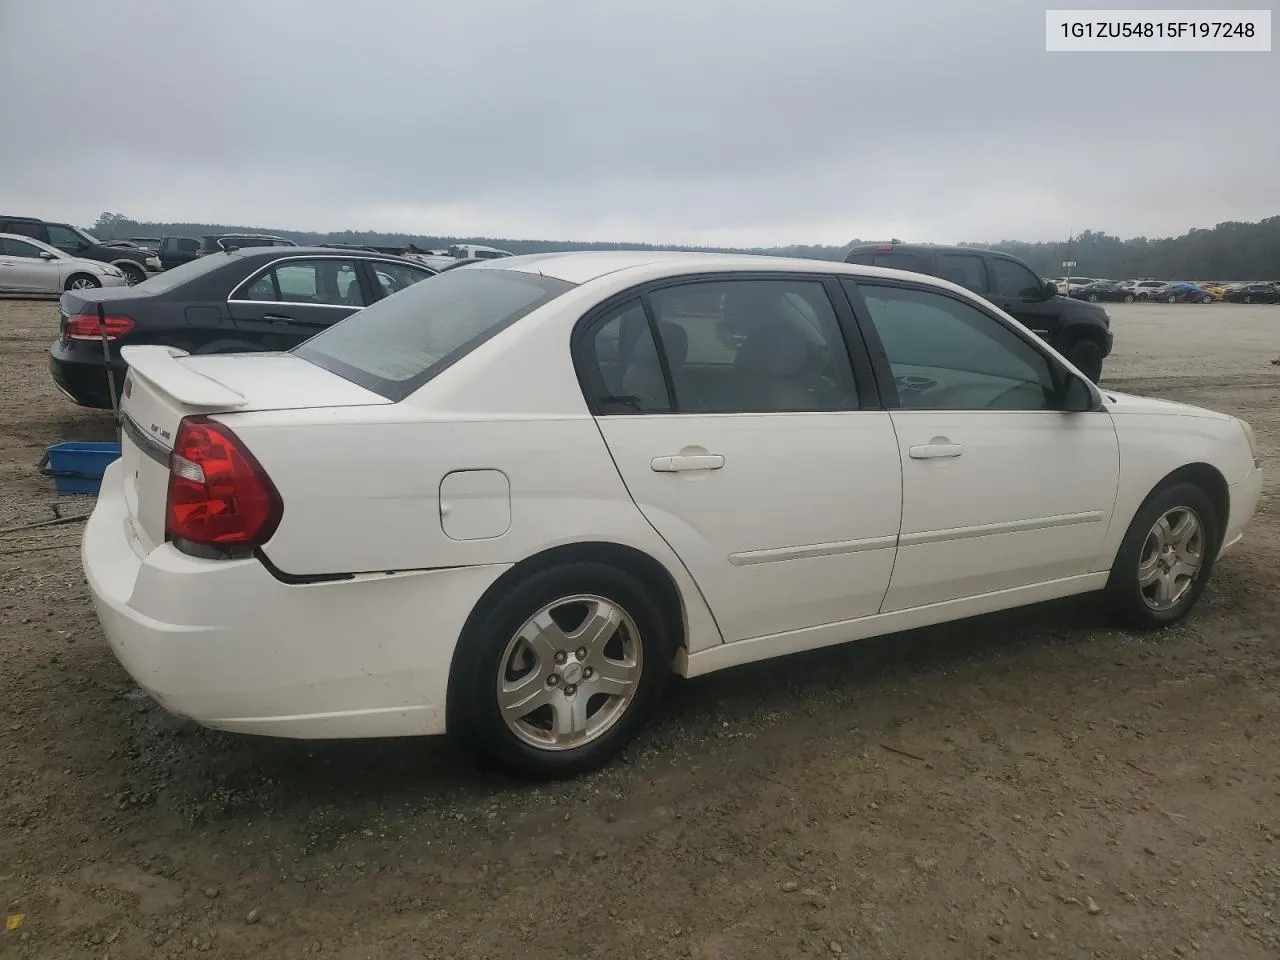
<box><xmin>65</xmin><ymin>313</ymin><xmax>134</xmax><ymax>341</ymax></box>
<box><xmin>165</xmin><ymin>417</ymin><xmax>282</xmax><ymax>548</ymax></box>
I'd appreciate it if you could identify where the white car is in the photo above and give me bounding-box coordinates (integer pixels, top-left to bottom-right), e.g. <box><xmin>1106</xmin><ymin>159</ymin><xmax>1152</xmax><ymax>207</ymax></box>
<box><xmin>0</xmin><ymin>234</ymin><xmax>130</xmax><ymax>295</ymax></box>
<box><xmin>82</xmin><ymin>252</ymin><xmax>1263</xmax><ymax>778</ymax></box>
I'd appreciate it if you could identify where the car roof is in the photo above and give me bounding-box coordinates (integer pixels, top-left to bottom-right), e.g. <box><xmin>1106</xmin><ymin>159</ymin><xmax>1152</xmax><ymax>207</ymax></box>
<box><xmin>0</xmin><ymin>231</ymin><xmax>54</xmax><ymax>246</ymax></box>
<box><xmin>845</xmin><ymin>241</ymin><xmax>1007</xmax><ymax>257</ymax></box>
<box><xmin>463</xmin><ymin>249</ymin><xmax>969</xmax><ymax>288</ymax></box>
<box><xmin>222</xmin><ymin>246</ymin><xmax>435</xmax><ymax>265</ymax></box>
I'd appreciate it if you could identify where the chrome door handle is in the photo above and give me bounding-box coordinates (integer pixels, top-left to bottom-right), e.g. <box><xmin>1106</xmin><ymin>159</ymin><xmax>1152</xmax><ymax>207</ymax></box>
<box><xmin>651</xmin><ymin>454</ymin><xmax>725</xmax><ymax>472</ymax></box>
<box><xmin>909</xmin><ymin>440</ymin><xmax>964</xmax><ymax>460</ymax></box>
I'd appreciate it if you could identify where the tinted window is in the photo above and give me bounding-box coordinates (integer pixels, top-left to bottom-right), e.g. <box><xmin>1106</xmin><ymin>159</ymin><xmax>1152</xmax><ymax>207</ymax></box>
<box><xmin>45</xmin><ymin>223</ymin><xmax>87</xmax><ymax>251</ymax></box>
<box><xmin>243</xmin><ymin>258</ymin><xmax>364</xmax><ymax>306</ymax></box>
<box><xmin>872</xmin><ymin>252</ymin><xmax>923</xmax><ymax>271</ymax></box>
<box><xmin>581</xmin><ymin>301</ymin><xmax>672</xmax><ymax>413</ymax></box>
<box><xmin>295</xmin><ymin>268</ymin><xmax>573</xmax><ymax>401</ymax></box>
<box><xmin>371</xmin><ymin>261</ymin><xmax>434</xmax><ymax>298</ymax></box>
<box><xmin>4</xmin><ymin>221</ymin><xmax>43</xmax><ymax>239</ymax></box>
<box><xmin>855</xmin><ymin>283</ymin><xmax>1057</xmax><ymax>411</ymax></box>
<box><xmin>642</xmin><ymin>279</ymin><xmax>859</xmax><ymax>413</ymax></box>
<box><xmin>937</xmin><ymin>253</ymin><xmax>988</xmax><ymax>293</ymax></box>
<box><xmin>0</xmin><ymin>238</ymin><xmax>43</xmax><ymax>258</ymax></box>
<box><xmin>129</xmin><ymin>251</ymin><xmax>233</xmax><ymax>294</ymax></box>
<box><xmin>989</xmin><ymin>258</ymin><xmax>1044</xmax><ymax>299</ymax></box>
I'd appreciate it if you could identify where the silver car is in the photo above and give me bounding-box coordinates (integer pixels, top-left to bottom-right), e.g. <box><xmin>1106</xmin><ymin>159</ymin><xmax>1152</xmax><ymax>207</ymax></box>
<box><xmin>0</xmin><ymin>234</ymin><xmax>129</xmax><ymax>295</ymax></box>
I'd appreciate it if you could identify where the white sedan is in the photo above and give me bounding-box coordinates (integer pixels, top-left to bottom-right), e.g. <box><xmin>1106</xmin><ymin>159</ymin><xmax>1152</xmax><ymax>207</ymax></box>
<box><xmin>82</xmin><ymin>252</ymin><xmax>1263</xmax><ymax>778</ymax></box>
<box><xmin>0</xmin><ymin>233</ymin><xmax>129</xmax><ymax>295</ymax></box>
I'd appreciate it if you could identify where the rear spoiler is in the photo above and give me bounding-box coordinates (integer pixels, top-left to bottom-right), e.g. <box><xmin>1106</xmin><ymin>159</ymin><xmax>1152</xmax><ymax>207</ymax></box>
<box><xmin>119</xmin><ymin>345</ymin><xmax>248</xmax><ymax>411</ymax></box>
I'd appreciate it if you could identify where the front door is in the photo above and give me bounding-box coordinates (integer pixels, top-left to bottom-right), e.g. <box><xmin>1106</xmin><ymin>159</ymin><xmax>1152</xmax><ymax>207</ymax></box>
<box><xmin>983</xmin><ymin>256</ymin><xmax>1063</xmax><ymax>344</ymax></box>
<box><xmin>578</xmin><ymin>276</ymin><xmax>903</xmax><ymax>644</ymax></box>
<box><xmin>845</xmin><ymin>279</ymin><xmax>1119</xmax><ymax>612</ymax></box>
<box><xmin>227</xmin><ymin>256</ymin><xmax>365</xmax><ymax>349</ymax></box>
<box><xmin>0</xmin><ymin>237</ymin><xmax>57</xmax><ymax>294</ymax></box>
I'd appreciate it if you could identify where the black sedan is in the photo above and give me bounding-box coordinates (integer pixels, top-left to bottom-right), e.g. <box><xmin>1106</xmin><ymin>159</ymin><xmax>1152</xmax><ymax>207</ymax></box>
<box><xmin>1068</xmin><ymin>280</ymin><xmax>1134</xmax><ymax>303</ymax></box>
<box><xmin>1224</xmin><ymin>283</ymin><xmax>1280</xmax><ymax>304</ymax></box>
<box><xmin>49</xmin><ymin>246</ymin><xmax>437</xmax><ymax>408</ymax></box>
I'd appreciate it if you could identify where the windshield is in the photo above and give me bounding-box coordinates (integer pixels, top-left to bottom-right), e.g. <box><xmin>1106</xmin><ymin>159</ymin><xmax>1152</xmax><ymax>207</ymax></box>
<box><xmin>294</xmin><ymin>267</ymin><xmax>574</xmax><ymax>401</ymax></box>
<box><xmin>129</xmin><ymin>251</ymin><xmax>234</xmax><ymax>293</ymax></box>
<box><xmin>74</xmin><ymin>227</ymin><xmax>101</xmax><ymax>244</ymax></box>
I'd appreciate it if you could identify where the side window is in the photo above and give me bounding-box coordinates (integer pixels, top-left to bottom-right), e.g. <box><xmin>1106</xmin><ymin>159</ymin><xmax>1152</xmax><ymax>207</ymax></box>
<box><xmin>0</xmin><ymin>238</ymin><xmax>42</xmax><ymax>258</ymax></box>
<box><xmin>937</xmin><ymin>253</ymin><xmax>988</xmax><ymax>294</ymax></box>
<box><xmin>853</xmin><ymin>283</ymin><xmax>1058</xmax><ymax>411</ymax></box>
<box><xmin>989</xmin><ymin>258</ymin><xmax>1044</xmax><ymax>299</ymax></box>
<box><xmin>45</xmin><ymin>224</ymin><xmax>87</xmax><ymax>251</ymax></box>
<box><xmin>4</xmin><ymin>221</ymin><xmax>42</xmax><ymax>239</ymax></box>
<box><xmin>271</xmin><ymin>259</ymin><xmax>362</xmax><ymax>305</ymax></box>
<box><xmin>646</xmin><ymin>279</ymin><xmax>859</xmax><ymax>413</ymax></box>
<box><xmin>241</xmin><ymin>271</ymin><xmax>278</xmax><ymax>301</ymax></box>
<box><xmin>872</xmin><ymin>252</ymin><xmax>923</xmax><ymax>271</ymax></box>
<box><xmin>371</xmin><ymin>261</ymin><xmax>432</xmax><ymax>299</ymax></box>
<box><xmin>581</xmin><ymin>300</ymin><xmax>672</xmax><ymax>414</ymax></box>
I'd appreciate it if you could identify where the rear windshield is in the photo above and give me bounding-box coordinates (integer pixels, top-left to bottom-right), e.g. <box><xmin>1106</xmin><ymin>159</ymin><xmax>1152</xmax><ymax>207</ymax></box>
<box><xmin>294</xmin><ymin>267</ymin><xmax>575</xmax><ymax>401</ymax></box>
<box><xmin>129</xmin><ymin>252</ymin><xmax>234</xmax><ymax>293</ymax></box>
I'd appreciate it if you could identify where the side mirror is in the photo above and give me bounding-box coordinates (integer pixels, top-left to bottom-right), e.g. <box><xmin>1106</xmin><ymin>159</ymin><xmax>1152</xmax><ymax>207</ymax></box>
<box><xmin>1061</xmin><ymin>373</ymin><xmax>1098</xmax><ymax>413</ymax></box>
<box><xmin>1042</xmin><ymin>280</ymin><xmax>1058</xmax><ymax>299</ymax></box>
<box><xmin>39</xmin><ymin>250</ymin><xmax>56</xmax><ymax>260</ymax></box>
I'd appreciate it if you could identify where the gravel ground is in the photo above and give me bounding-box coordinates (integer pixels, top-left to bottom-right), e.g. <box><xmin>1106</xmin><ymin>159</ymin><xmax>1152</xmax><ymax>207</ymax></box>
<box><xmin>1</xmin><ymin>299</ymin><xmax>1278</xmax><ymax>960</ymax></box>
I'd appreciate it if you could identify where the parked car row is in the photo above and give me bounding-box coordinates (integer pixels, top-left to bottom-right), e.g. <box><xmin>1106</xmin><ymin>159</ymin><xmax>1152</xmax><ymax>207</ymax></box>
<box><xmin>1053</xmin><ymin>275</ymin><xmax>1279</xmax><ymax>305</ymax></box>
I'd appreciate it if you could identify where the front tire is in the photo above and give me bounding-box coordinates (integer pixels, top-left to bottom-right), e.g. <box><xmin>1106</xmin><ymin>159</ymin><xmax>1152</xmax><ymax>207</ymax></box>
<box><xmin>1065</xmin><ymin>338</ymin><xmax>1103</xmax><ymax>383</ymax></box>
<box><xmin>64</xmin><ymin>274</ymin><xmax>100</xmax><ymax>291</ymax></box>
<box><xmin>1123</xmin><ymin>293</ymin><xmax>1135</xmax><ymax>303</ymax></box>
<box><xmin>448</xmin><ymin>561</ymin><xmax>672</xmax><ymax>779</ymax></box>
<box><xmin>1165</xmin><ymin>294</ymin><xmax>1177</xmax><ymax>304</ymax></box>
<box><xmin>1106</xmin><ymin>482</ymin><xmax>1219</xmax><ymax>629</ymax></box>
<box><xmin>118</xmin><ymin>263</ymin><xmax>145</xmax><ymax>286</ymax></box>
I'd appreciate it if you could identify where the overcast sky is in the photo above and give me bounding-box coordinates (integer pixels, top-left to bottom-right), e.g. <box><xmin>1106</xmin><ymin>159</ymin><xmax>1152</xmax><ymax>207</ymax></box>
<box><xmin>1</xmin><ymin>0</ymin><xmax>1276</xmax><ymax>247</ymax></box>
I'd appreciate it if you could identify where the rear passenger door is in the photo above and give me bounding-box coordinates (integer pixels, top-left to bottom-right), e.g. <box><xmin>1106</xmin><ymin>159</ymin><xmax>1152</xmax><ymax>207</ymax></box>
<box><xmin>227</xmin><ymin>256</ymin><xmax>366</xmax><ymax>347</ymax></box>
<box><xmin>577</xmin><ymin>275</ymin><xmax>903</xmax><ymax>645</ymax></box>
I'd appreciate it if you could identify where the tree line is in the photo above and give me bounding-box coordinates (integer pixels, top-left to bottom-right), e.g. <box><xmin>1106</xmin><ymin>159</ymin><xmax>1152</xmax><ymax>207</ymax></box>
<box><xmin>92</xmin><ymin>212</ymin><xmax>1280</xmax><ymax>281</ymax></box>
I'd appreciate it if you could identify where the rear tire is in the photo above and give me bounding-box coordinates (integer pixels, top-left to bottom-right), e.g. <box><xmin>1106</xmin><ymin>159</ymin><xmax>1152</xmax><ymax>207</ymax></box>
<box><xmin>1123</xmin><ymin>294</ymin><xmax>1135</xmax><ymax>303</ymax></box>
<box><xmin>447</xmin><ymin>561</ymin><xmax>673</xmax><ymax>779</ymax></box>
<box><xmin>1165</xmin><ymin>294</ymin><xmax>1177</xmax><ymax>304</ymax></box>
<box><xmin>64</xmin><ymin>274</ymin><xmax>100</xmax><ymax>291</ymax></box>
<box><xmin>1065</xmin><ymin>339</ymin><xmax>1103</xmax><ymax>383</ymax></box>
<box><xmin>1105</xmin><ymin>482</ymin><xmax>1219</xmax><ymax>629</ymax></box>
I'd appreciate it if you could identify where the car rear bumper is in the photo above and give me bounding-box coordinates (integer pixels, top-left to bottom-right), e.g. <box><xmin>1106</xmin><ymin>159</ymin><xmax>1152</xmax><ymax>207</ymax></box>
<box><xmin>83</xmin><ymin>458</ymin><xmax>510</xmax><ymax>739</ymax></box>
<box><xmin>49</xmin><ymin>342</ymin><xmax>125</xmax><ymax>409</ymax></box>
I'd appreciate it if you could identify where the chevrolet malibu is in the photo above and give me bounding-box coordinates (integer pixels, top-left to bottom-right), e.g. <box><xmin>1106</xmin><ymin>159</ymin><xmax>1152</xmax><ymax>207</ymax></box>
<box><xmin>83</xmin><ymin>252</ymin><xmax>1264</xmax><ymax>778</ymax></box>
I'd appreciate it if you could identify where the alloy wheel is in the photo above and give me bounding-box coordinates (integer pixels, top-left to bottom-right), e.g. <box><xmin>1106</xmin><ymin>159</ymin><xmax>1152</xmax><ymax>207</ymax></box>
<box><xmin>68</xmin><ymin>278</ymin><xmax>98</xmax><ymax>290</ymax></box>
<box><xmin>1137</xmin><ymin>507</ymin><xmax>1204</xmax><ymax>611</ymax></box>
<box><xmin>497</xmin><ymin>594</ymin><xmax>643</xmax><ymax>751</ymax></box>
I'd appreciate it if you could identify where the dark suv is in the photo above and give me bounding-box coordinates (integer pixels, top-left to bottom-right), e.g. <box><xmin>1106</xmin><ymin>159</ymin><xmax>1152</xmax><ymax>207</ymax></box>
<box><xmin>844</xmin><ymin>242</ymin><xmax>1113</xmax><ymax>382</ymax></box>
<box><xmin>159</xmin><ymin>234</ymin><xmax>296</xmax><ymax>270</ymax></box>
<box><xmin>0</xmin><ymin>216</ymin><xmax>154</xmax><ymax>285</ymax></box>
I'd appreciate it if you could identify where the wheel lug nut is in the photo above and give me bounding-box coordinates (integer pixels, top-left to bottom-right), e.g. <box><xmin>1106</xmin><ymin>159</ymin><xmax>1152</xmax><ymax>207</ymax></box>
<box><xmin>554</xmin><ymin>651</ymin><xmax>567</xmax><ymax>664</ymax></box>
<box><xmin>548</xmin><ymin>675</ymin><xmax>559</xmax><ymax>686</ymax></box>
<box><xmin>564</xmin><ymin>684</ymin><xmax>577</xmax><ymax>696</ymax></box>
<box><xmin>583</xmin><ymin>667</ymin><xmax>594</xmax><ymax>679</ymax></box>
<box><xmin>576</xmin><ymin>647</ymin><xmax>588</xmax><ymax>660</ymax></box>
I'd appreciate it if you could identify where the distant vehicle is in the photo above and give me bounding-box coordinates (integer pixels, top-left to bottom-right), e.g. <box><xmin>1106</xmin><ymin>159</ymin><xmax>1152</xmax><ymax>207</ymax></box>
<box><xmin>448</xmin><ymin>243</ymin><xmax>514</xmax><ymax>260</ymax></box>
<box><xmin>158</xmin><ymin>236</ymin><xmax>202</xmax><ymax>271</ymax></box>
<box><xmin>199</xmin><ymin>234</ymin><xmax>297</xmax><ymax>256</ymax></box>
<box><xmin>1069</xmin><ymin>281</ymin><xmax>1134</xmax><ymax>304</ymax></box>
<box><xmin>0</xmin><ymin>233</ymin><xmax>130</xmax><ymax>295</ymax></box>
<box><xmin>1223</xmin><ymin>283</ymin><xmax>1280</xmax><ymax>304</ymax></box>
<box><xmin>436</xmin><ymin>258</ymin><xmax>483</xmax><ymax>272</ymax></box>
<box><xmin>49</xmin><ymin>247</ymin><xmax>437</xmax><ymax>408</ymax></box>
<box><xmin>1125</xmin><ymin>280</ymin><xmax>1175</xmax><ymax>302</ymax></box>
<box><xmin>844</xmin><ymin>241</ymin><xmax>1113</xmax><ymax>382</ymax></box>
<box><xmin>0</xmin><ymin>216</ymin><xmax>158</xmax><ymax>284</ymax></box>
<box><xmin>1167</xmin><ymin>282</ymin><xmax>1216</xmax><ymax>304</ymax></box>
<box><xmin>1054</xmin><ymin>276</ymin><xmax>1102</xmax><ymax>295</ymax></box>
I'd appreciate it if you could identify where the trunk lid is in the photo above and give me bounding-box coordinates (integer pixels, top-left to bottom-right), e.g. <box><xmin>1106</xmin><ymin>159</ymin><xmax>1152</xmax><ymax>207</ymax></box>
<box><xmin>118</xmin><ymin>346</ymin><xmax>390</xmax><ymax>550</ymax></box>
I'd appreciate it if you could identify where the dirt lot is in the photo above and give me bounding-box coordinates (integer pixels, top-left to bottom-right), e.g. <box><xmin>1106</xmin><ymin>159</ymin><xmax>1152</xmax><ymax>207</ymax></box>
<box><xmin>1</xmin><ymin>299</ymin><xmax>1278</xmax><ymax>960</ymax></box>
